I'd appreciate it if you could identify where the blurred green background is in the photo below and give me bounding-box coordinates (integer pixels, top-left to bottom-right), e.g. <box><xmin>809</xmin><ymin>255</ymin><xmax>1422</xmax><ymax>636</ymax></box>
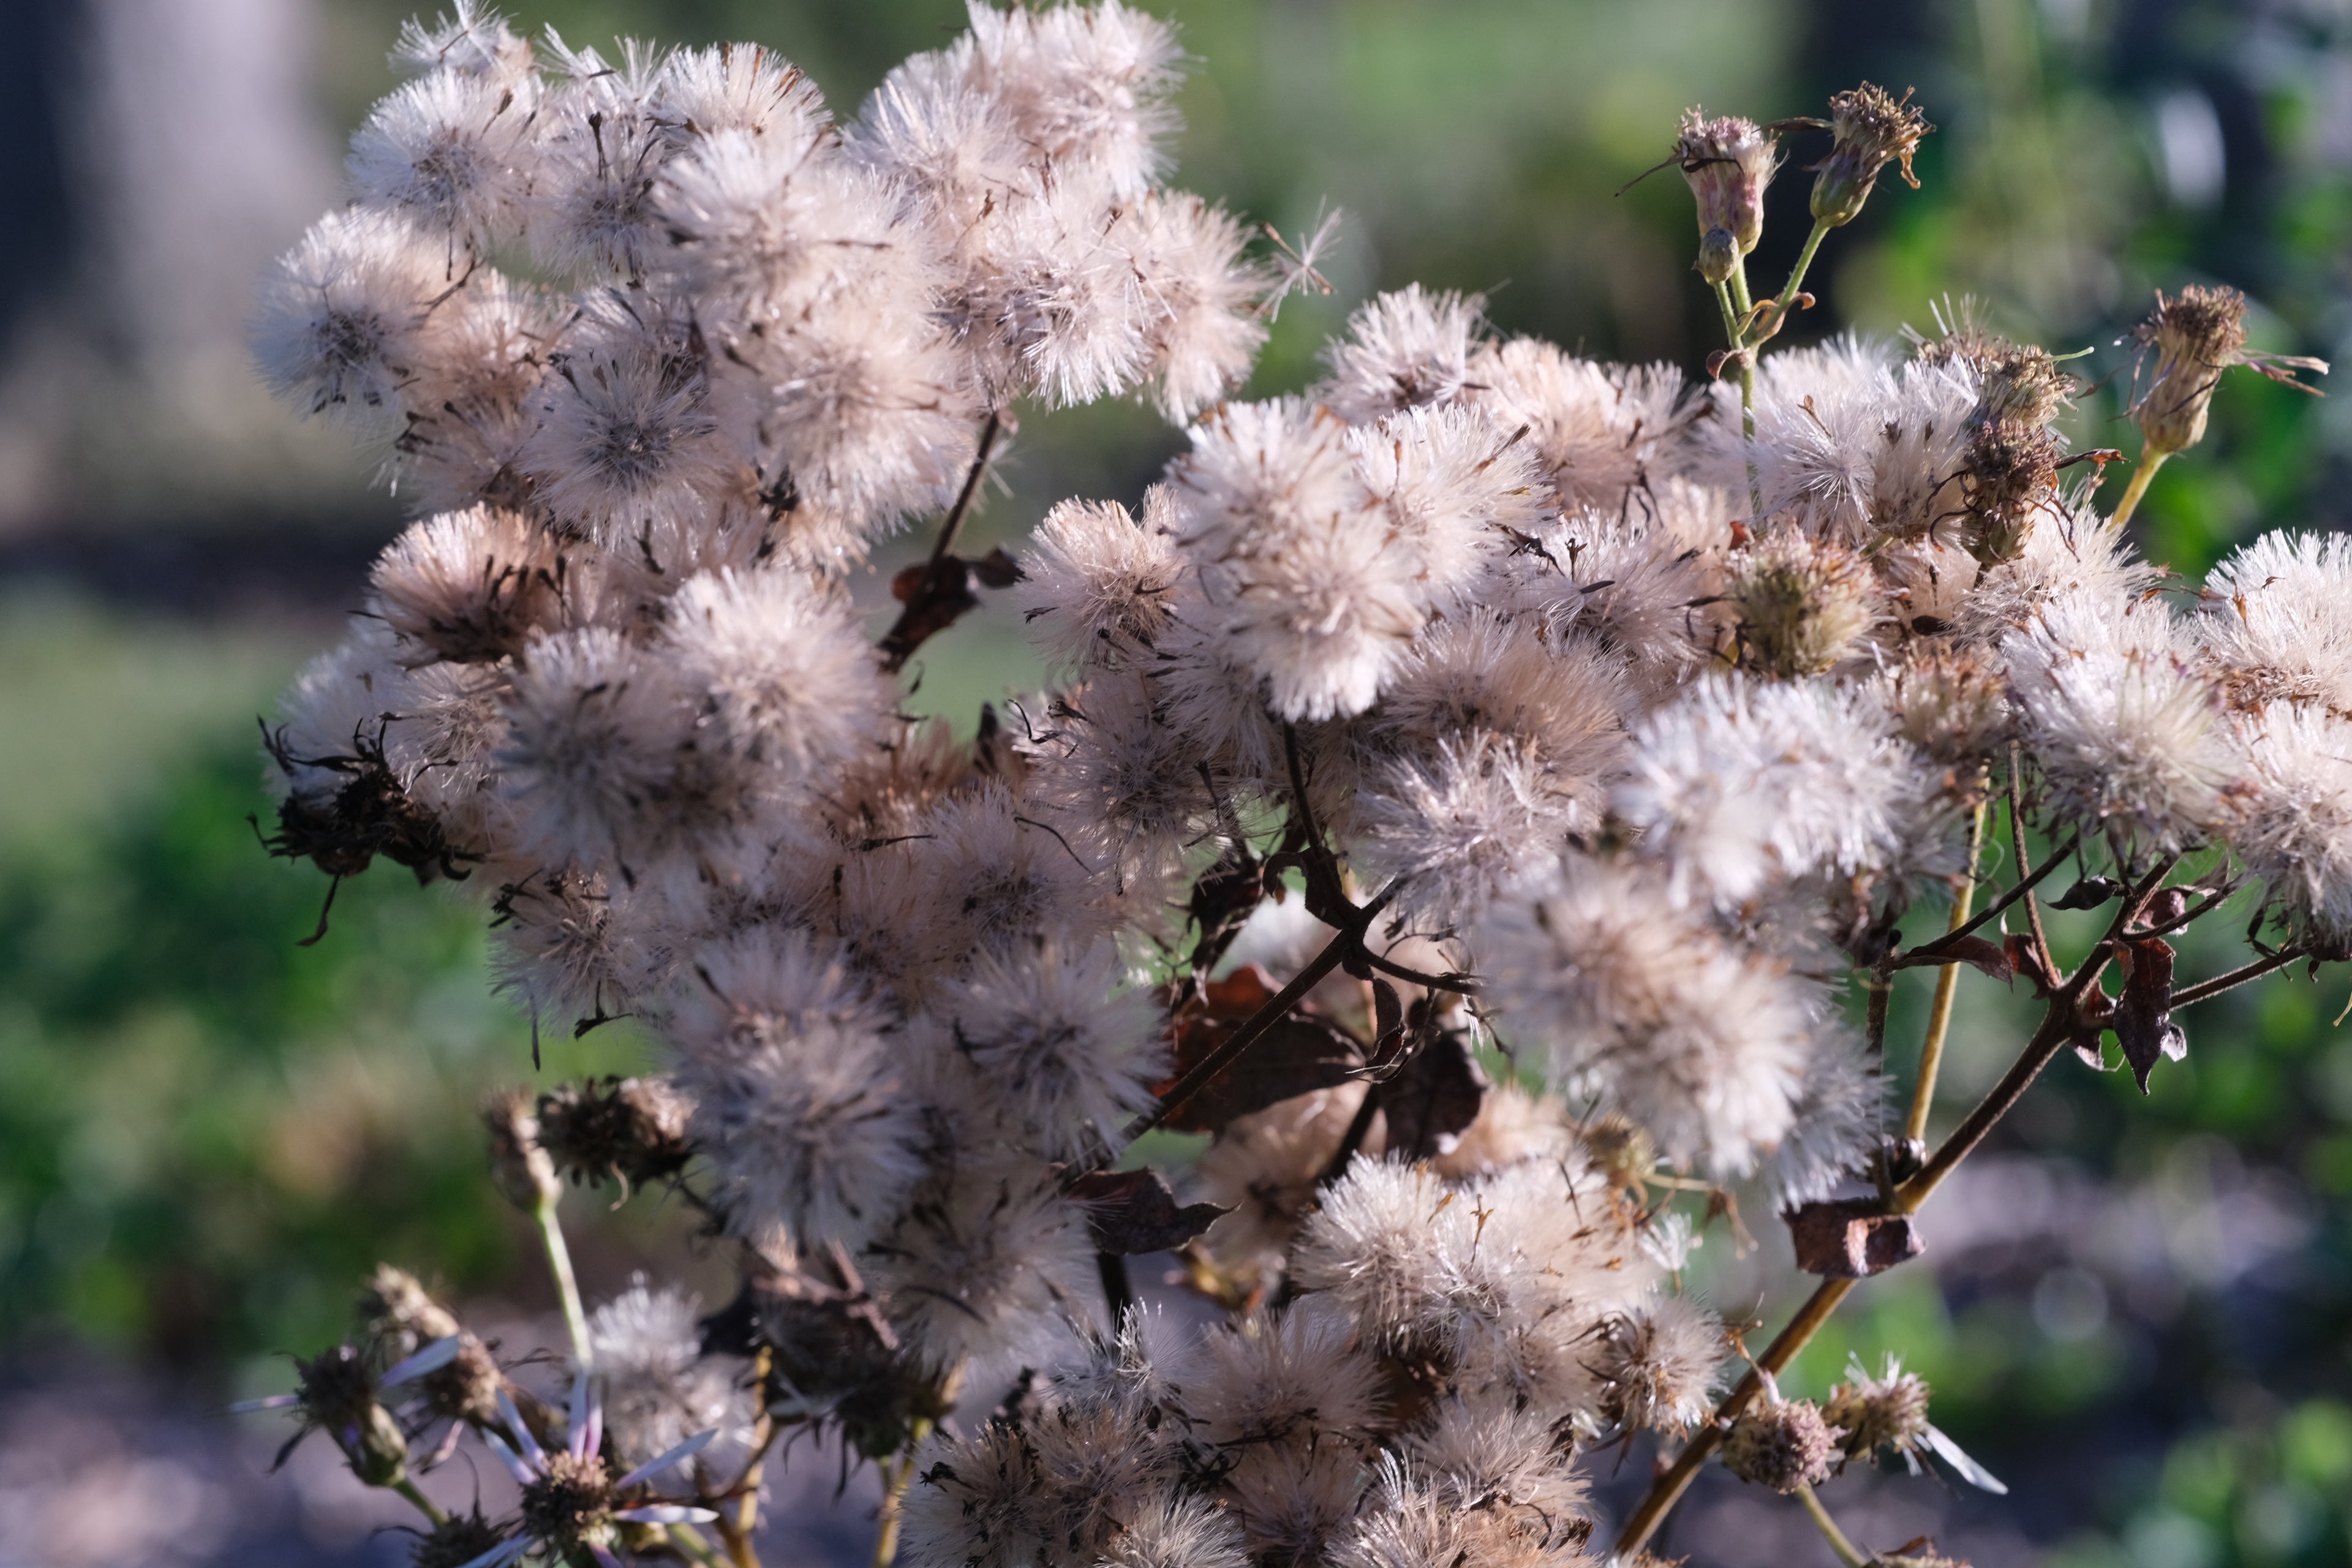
<box><xmin>3</xmin><ymin>0</ymin><xmax>2351</xmax><ymax>1562</ymax></box>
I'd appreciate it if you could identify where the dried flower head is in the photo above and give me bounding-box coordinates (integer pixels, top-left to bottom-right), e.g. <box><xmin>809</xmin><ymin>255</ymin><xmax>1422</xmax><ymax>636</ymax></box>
<box><xmin>1720</xmin><ymin>1395</ymin><xmax>1842</xmax><ymax>1493</ymax></box>
<box><xmin>1810</xmin><ymin>83</ymin><xmax>1932</xmax><ymax>227</ymax></box>
<box><xmin>535</xmin><ymin>1075</ymin><xmax>696</xmax><ymax>1191</ymax></box>
<box><xmin>1957</xmin><ymin>417</ymin><xmax>2060</xmax><ymax>567</ymax></box>
<box><xmin>1824</xmin><ymin>1354</ymin><xmax>1932</xmax><ymax>1463</ymax></box>
<box><xmin>1729</xmin><ymin>530</ymin><xmax>1875</xmax><ymax>677</ymax></box>
<box><xmin>1675</xmin><ymin>111</ymin><xmax>1778</xmax><ymax>264</ymax></box>
<box><xmin>2129</xmin><ymin>285</ymin><xmax>2329</xmax><ymax>459</ymax></box>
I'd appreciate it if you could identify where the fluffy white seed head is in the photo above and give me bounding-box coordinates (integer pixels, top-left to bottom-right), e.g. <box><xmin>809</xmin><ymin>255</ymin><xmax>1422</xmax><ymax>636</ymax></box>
<box><xmin>254</xmin><ymin>209</ymin><xmax>458</xmax><ymax>426</ymax></box>
<box><xmin>1320</xmin><ymin>285</ymin><xmax>1487</xmax><ymax>426</ymax></box>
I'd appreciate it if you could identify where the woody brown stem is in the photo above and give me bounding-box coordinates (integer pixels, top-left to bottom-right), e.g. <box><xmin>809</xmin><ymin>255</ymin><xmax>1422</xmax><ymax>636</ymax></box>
<box><xmin>878</xmin><ymin>411</ymin><xmax>1007</xmax><ymax>671</ymax></box>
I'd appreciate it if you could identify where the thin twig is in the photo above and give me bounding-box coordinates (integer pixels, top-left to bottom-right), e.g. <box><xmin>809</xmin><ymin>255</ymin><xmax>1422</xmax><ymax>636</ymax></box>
<box><xmin>1611</xmin><ymin>1278</ymin><xmax>1858</xmax><ymax>1556</ymax></box>
<box><xmin>1908</xmin><ymin>799</ymin><xmax>1987</xmax><ymax>1142</ymax></box>
<box><xmin>2172</xmin><ymin>947</ymin><xmax>2304</xmax><ymax>1009</ymax></box>
<box><xmin>878</xmin><ymin>411</ymin><xmax>1008</xmax><ymax>671</ymax></box>
<box><xmin>2007</xmin><ymin>751</ymin><xmax>2057</xmax><ymax>978</ymax></box>
<box><xmin>1898</xmin><ymin>828</ymin><xmax>2081</xmax><ymax>966</ymax></box>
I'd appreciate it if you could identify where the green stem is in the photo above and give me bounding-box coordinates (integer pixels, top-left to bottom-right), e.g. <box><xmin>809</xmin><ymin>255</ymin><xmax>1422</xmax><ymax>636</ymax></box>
<box><xmin>1757</xmin><ymin>220</ymin><xmax>1831</xmax><ymax>344</ymax></box>
<box><xmin>669</xmin><ymin>1525</ymin><xmax>728</xmax><ymax>1568</ymax></box>
<box><xmin>2109</xmin><ymin>449</ymin><xmax>2168</xmax><ymax>530</ymax></box>
<box><xmin>1714</xmin><ymin>274</ymin><xmax>1760</xmax><ymax>509</ymax></box>
<box><xmin>535</xmin><ymin>1195</ymin><xmax>594</xmax><ymax>1372</ymax></box>
<box><xmin>1909</xmin><ymin>797</ymin><xmax>1988</xmax><ymax>1144</ymax></box>
<box><xmin>392</xmin><ymin>1477</ymin><xmax>448</xmax><ymax>1526</ymax></box>
<box><xmin>1796</xmin><ymin>1482</ymin><xmax>1869</xmax><ymax>1567</ymax></box>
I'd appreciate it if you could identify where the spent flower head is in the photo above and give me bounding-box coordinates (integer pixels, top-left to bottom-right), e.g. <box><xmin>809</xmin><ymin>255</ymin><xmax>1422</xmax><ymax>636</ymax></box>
<box><xmin>1810</xmin><ymin>83</ymin><xmax>1932</xmax><ymax>226</ymax></box>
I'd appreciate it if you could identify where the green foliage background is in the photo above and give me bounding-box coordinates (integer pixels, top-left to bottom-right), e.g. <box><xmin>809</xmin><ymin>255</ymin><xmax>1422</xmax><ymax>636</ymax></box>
<box><xmin>5</xmin><ymin>0</ymin><xmax>2351</xmax><ymax>1561</ymax></box>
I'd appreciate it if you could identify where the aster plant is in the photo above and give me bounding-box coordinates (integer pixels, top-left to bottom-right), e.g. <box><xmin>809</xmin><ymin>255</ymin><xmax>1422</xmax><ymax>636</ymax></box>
<box><xmin>238</xmin><ymin>6</ymin><xmax>2337</xmax><ymax>1567</ymax></box>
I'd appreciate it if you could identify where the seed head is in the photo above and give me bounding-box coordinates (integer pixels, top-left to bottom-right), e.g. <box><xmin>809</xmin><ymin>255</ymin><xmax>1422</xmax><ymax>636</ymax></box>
<box><xmin>357</xmin><ymin>1264</ymin><xmax>459</xmax><ymax>1360</ymax></box>
<box><xmin>1824</xmin><ymin>1355</ymin><xmax>1932</xmax><ymax>1461</ymax></box>
<box><xmin>1730</xmin><ymin>532</ymin><xmax>1875</xmax><ymax>678</ymax></box>
<box><xmin>295</xmin><ymin>1344</ymin><xmax>410</xmax><ymax>1488</ymax></box>
<box><xmin>1720</xmin><ymin>1396</ymin><xmax>1841</xmax><ymax>1493</ymax></box>
<box><xmin>1959</xmin><ymin>418</ymin><xmax>2060</xmax><ymax>567</ymax></box>
<box><xmin>1811</xmin><ymin>84</ymin><xmax>1932</xmax><ymax>227</ymax></box>
<box><xmin>411</xmin><ymin>1510</ymin><xmax>510</xmax><ymax>1568</ymax></box>
<box><xmin>536</xmin><ymin>1075</ymin><xmax>697</xmax><ymax>1191</ymax></box>
<box><xmin>521</xmin><ymin>1449</ymin><xmax>619</xmax><ymax>1553</ymax></box>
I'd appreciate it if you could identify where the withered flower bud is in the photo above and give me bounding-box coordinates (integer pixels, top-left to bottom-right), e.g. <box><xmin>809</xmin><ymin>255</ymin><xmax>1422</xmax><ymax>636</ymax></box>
<box><xmin>1824</xmin><ymin>1357</ymin><xmax>1932</xmax><ymax>1461</ymax></box>
<box><xmin>411</xmin><ymin>1510</ymin><xmax>511</xmax><ymax>1568</ymax></box>
<box><xmin>1730</xmin><ymin>532</ymin><xmax>1875</xmax><ymax>678</ymax></box>
<box><xmin>2130</xmin><ymin>284</ymin><xmax>2247</xmax><ymax>459</ymax></box>
<box><xmin>1810</xmin><ymin>83</ymin><xmax>1932</xmax><ymax>227</ymax></box>
<box><xmin>417</xmin><ymin>1333</ymin><xmax>505</xmax><ymax>1427</ymax></box>
<box><xmin>1675</xmin><ymin>110</ymin><xmax>1779</xmax><ymax>256</ymax></box>
<box><xmin>483</xmin><ymin>1090</ymin><xmax>562</xmax><ymax>1211</ymax></box>
<box><xmin>521</xmin><ymin>1449</ymin><xmax>620</xmax><ymax>1555</ymax></box>
<box><xmin>535</xmin><ymin>1074</ymin><xmax>696</xmax><ymax>1191</ymax></box>
<box><xmin>1580</xmin><ymin>1110</ymin><xmax>1657</xmax><ymax>1194</ymax></box>
<box><xmin>1958</xmin><ymin>418</ymin><xmax>2060</xmax><ymax>567</ymax></box>
<box><xmin>1721</xmin><ymin>1396</ymin><xmax>1842</xmax><ymax>1493</ymax></box>
<box><xmin>295</xmin><ymin>1344</ymin><xmax>411</xmax><ymax>1488</ymax></box>
<box><xmin>358</xmin><ymin>1264</ymin><xmax>460</xmax><ymax>1362</ymax></box>
<box><xmin>1695</xmin><ymin>226</ymin><xmax>1740</xmax><ymax>285</ymax></box>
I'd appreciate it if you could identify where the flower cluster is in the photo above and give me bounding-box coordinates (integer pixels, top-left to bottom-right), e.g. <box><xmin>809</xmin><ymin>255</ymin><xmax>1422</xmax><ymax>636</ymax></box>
<box><xmin>246</xmin><ymin>9</ymin><xmax>2336</xmax><ymax>1567</ymax></box>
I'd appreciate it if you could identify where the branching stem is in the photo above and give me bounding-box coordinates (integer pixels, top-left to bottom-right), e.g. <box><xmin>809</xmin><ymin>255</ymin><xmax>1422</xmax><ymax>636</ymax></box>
<box><xmin>392</xmin><ymin>1477</ymin><xmax>447</xmax><ymax>1525</ymax></box>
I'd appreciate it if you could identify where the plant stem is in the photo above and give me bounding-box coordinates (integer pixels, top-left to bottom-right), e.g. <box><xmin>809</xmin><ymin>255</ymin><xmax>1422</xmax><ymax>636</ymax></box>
<box><xmin>1909</xmin><ymin>798</ymin><xmax>1987</xmax><ymax>1143</ymax></box>
<box><xmin>1611</xmin><ymin>1277</ymin><xmax>1858</xmax><ymax>1556</ymax></box>
<box><xmin>2108</xmin><ymin>449</ymin><xmax>2167</xmax><ymax>530</ymax></box>
<box><xmin>719</xmin><ymin>1346</ymin><xmax>776</xmax><ymax>1568</ymax></box>
<box><xmin>669</xmin><ymin>1526</ymin><xmax>729</xmax><ymax>1568</ymax></box>
<box><xmin>1796</xmin><ymin>1483</ymin><xmax>1869</xmax><ymax>1568</ymax></box>
<box><xmin>1118</xmin><ymin>897</ymin><xmax>1390</xmax><ymax>1145</ymax></box>
<box><xmin>1755</xmin><ymin>220</ymin><xmax>1830</xmax><ymax>344</ymax></box>
<box><xmin>1619</xmin><ymin>858</ymin><xmax>2188</xmax><ymax>1554</ymax></box>
<box><xmin>2007</xmin><ymin>752</ymin><xmax>2057</xmax><ymax>979</ymax></box>
<box><xmin>871</xmin><ymin>1417</ymin><xmax>935</xmax><ymax>1568</ymax></box>
<box><xmin>392</xmin><ymin>1477</ymin><xmax>448</xmax><ymax>1525</ymax></box>
<box><xmin>2173</xmin><ymin>947</ymin><xmax>2304</xmax><ymax>1009</ymax></box>
<box><xmin>535</xmin><ymin>1194</ymin><xmax>593</xmax><ymax>1373</ymax></box>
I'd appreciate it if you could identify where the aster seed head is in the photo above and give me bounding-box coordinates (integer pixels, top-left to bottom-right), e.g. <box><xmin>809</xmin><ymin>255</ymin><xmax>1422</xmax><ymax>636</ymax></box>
<box><xmin>537</xmin><ymin>1074</ymin><xmax>697</xmax><ymax>1191</ymax></box>
<box><xmin>1811</xmin><ymin>83</ymin><xmax>1933</xmax><ymax>227</ymax></box>
<box><xmin>1825</xmin><ymin>1356</ymin><xmax>1932</xmax><ymax>1461</ymax></box>
<box><xmin>1721</xmin><ymin>1396</ymin><xmax>1841</xmax><ymax>1493</ymax></box>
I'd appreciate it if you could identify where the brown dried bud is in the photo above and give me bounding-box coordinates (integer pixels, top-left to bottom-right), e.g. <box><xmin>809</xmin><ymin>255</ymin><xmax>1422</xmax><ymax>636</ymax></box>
<box><xmin>418</xmin><ymin>1333</ymin><xmax>505</xmax><ymax>1427</ymax></box>
<box><xmin>520</xmin><ymin>1449</ymin><xmax>619</xmax><ymax>1554</ymax></box>
<box><xmin>1721</xmin><ymin>1396</ymin><xmax>1842</xmax><ymax>1493</ymax></box>
<box><xmin>535</xmin><ymin>1075</ymin><xmax>696</xmax><ymax>1191</ymax></box>
<box><xmin>2132</xmin><ymin>284</ymin><xmax>2247</xmax><ymax>458</ymax></box>
<box><xmin>483</xmin><ymin>1090</ymin><xmax>562</xmax><ymax>1211</ymax></box>
<box><xmin>412</xmin><ymin>1510</ymin><xmax>512</xmax><ymax>1568</ymax></box>
<box><xmin>1580</xmin><ymin>1110</ymin><xmax>1657</xmax><ymax>1194</ymax></box>
<box><xmin>1676</xmin><ymin>111</ymin><xmax>1779</xmax><ymax>255</ymax></box>
<box><xmin>1959</xmin><ymin>418</ymin><xmax>2060</xmax><ymax>567</ymax></box>
<box><xmin>295</xmin><ymin>1344</ymin><xmax>410</xmax><ymax>1488</ymax></box>
<box><xmin>1825</xmin><ymin>1357</ymin><xmax>1932</xmax><ymax>1461</ymax></box>
<box><xmin>357</xmin><ymin>1264</ymin><xmax>459</xmax><ymax>1362</ymax></box>
<box><xmin>1811</xmin><ymin>84</ymin><xmax>1933</xmax><ymax>227</ymax></box>
<box><xmin>1730</xmin><ymin>531</ymin><xmax>1875</xmax><ymax>678</ymax></box>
